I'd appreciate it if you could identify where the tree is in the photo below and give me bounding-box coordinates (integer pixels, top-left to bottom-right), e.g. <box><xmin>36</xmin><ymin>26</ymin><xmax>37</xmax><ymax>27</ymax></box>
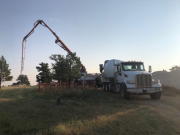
<box><xmin>0</xmin><ymin>55</ymin><xmax>13</xmax><ymax>89</ymax></box>
<box><xmin>65</xmin><ymin>52</ymin><xmax>81</xmax><ymax>88</ymax></box>
<box><xmin>16</xmin><ymin>74</ymin><xmax>30</xmax><ymax>86</ymax></box>
<box><xmin>169</xmin><ymin>65</ymin><xmax>180</xmax><ymax>71</ymax></box>
<box><xmin>50</xmin><ymin>52</ymin><xmax>82</xmax><ymax>87</ymax></box>
<box><xmin>36</xmin><ymin>62</ymin><xmax>52</xmax><ymax>83</ymax></box>
<box><xmin>50</xmin><ymin>54</ymin><xmax>68</xmax><ymax>86</ymax></box>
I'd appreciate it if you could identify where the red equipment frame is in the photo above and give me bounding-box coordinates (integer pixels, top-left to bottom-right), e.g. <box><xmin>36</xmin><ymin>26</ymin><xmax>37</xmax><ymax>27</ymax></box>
<box><xmin>21</xmin><ymin>20</ymin><xmax>86</xmax><ymax>74</ymax></box>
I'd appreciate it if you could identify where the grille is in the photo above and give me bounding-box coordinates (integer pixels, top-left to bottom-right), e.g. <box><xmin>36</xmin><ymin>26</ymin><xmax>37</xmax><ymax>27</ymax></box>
<box><xmin>136</xmin><ymin>74</ymin><xmax>152</xmax><ymax>87</ymax></box>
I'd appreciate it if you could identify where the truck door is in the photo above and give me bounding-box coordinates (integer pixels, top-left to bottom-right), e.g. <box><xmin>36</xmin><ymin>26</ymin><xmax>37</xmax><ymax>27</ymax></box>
<box><xmin>116</xmin><ymin>65</ymin><xmax>123</xmax><ymax>83</ymax></box>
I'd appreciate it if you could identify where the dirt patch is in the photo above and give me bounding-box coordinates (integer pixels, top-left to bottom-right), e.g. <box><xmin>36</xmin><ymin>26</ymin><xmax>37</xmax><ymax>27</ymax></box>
<box><xmin>162</xmin><ymin>86</ymin><xmax>180</xmax><ymax>96</ymax></box>
<box><xmin>133</xmin><ymin>95</ymin><xmax>180</xmax><ymax>126</ymax></box>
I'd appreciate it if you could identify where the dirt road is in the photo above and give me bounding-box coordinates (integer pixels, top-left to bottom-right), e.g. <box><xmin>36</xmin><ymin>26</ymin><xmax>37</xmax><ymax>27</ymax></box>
<box><xmin>132</xmin><ymin>95</ymin><xmax>180</xmax><ymax>125</ymax></box>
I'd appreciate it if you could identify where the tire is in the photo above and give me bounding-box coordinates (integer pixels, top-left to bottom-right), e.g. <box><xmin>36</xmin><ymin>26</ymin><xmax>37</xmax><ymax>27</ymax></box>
<box><xmin>102</xmin><ymin>83</ymin><xmax>105</xmax><ymax>91</ymax></box>
<box><xmin>108</xmin><ymin>83</ymin><xmax>112</xmax><ymax>91</ymax></box>
<box><xmin>150</xmin><ymin>91</ymin><xmax>161</xmax><ymax>99</ymax></box>
<box><xmin>107</xmin><ymin>83</ymin><xmax>109</xmax><ymax>91</ymax></box>
<box><xmin>120</xmin><ymin>84</ymin><xmax>130</xmax><ymax>100</ymax></box>
<box><xmin>105</xmin><ymin>83</ymin><xmax>109</xmax><ymax>91</ymax></box>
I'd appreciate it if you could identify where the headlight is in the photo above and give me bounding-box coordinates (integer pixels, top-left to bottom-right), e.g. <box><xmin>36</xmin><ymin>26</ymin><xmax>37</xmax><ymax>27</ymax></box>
<box><xmin>152</xmin><ymin>79</ymin><xmax>160</xmax><ymax>84</ymax></box>
<box><xmin>126</xmin><ymin>80</ymin><xmax>135</xmax><ymax>84</ymax></box>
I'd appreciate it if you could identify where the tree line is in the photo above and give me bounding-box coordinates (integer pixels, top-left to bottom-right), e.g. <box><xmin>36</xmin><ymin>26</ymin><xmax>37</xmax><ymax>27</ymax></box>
<box><xmin>1</xmin><ymin>53</ymin><xmax>180</xmax><ymax>89</ymax></box>
<box><xmin>0</xmin><ymin>52</ymin><xmax>81</xmax><ymax>89</ymax></box>
<box><xmin>36</xmin><ymin>52</ymin><xmax>82</xmax><ymax>87</ymax></box>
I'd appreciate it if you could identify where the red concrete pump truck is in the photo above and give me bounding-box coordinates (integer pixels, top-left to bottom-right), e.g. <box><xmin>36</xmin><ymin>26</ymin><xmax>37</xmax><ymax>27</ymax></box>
<box><xmin>21</xmin><ymin>20</ymin><xmax>101</xmax><ymax>87</ymax></box>
<box><xmin>21</xmin><ymin>20</ymin><xmax>86</xmax><ymax>74</ymax></box>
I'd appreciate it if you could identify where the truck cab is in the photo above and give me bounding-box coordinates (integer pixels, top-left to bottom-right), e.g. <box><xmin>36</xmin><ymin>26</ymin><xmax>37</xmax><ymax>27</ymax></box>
<box><xmin>99</xmin><ymin>59</ymin><xmax>162</xmax><ymax>100</ymax></box>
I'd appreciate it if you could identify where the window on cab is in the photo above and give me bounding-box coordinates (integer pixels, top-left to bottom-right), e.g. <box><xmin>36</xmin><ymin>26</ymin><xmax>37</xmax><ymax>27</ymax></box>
<box><xmin>121</xmin><ymin>63</ymin><xmax>145</xmax><ymax>71</ymax></box>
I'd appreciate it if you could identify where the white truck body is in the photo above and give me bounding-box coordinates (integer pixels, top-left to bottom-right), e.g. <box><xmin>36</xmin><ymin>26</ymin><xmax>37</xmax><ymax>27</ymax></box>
<box><xmin>99</xmin><ymin>59</ymin><xmax>162</xmax><ymax>99</ymax></box>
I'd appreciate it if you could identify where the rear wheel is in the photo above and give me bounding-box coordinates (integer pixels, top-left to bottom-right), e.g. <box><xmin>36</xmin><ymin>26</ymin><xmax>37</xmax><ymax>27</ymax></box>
<box><xmin>120</xmin><ymin>84</ymin><xmax>130</xmax><ymax>100</ymax></box>
<box><xmin>150</xmin><ymin>91</ymin><xmax>161</xmax><ymax>99</ymax></box>
<box><xmin>105</xmin><ymin>83</ymin><xmax>109</xmax><ymax>91</ymax></box>
<box><xmin>102</xmin><ymin>83</ymin><xmax>105</xmax><ymax>91</ymax></box>
<box><xmin>108</xmin><ymin>83</ymin><xmax>112</xmax><ymax>91</ymax></box>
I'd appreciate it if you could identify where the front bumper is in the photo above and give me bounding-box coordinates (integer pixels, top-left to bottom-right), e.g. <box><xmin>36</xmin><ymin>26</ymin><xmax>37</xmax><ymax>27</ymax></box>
<box><xmin>127</xmin><ymin>87</ymin><xmax>162</xmax><ymax>94</ymax></box>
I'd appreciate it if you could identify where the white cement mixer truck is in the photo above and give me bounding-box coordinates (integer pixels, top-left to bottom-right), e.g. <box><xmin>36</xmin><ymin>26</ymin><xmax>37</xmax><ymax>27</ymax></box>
<box><xmin>99</xmin><ymin>59</ymin><xmax>162</xmax><ymax>100</ymax></box>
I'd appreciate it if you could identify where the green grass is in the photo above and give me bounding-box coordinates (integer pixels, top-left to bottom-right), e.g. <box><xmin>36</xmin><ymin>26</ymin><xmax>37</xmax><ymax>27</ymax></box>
<box><xmin>0</xmin><ymin>86</ymin><xmax>180</xmax><ymax>135</ymax></box>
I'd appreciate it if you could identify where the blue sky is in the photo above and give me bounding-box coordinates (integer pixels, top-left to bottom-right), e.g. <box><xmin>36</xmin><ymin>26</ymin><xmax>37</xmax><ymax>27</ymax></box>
<box><xmin>0</xmin><ymin>0</ymin><xmax>180</xmax><ymax>86</ymax></box>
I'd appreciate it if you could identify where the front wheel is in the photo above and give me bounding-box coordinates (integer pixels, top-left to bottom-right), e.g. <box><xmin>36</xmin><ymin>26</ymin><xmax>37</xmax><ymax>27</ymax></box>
<box><xmin>102</xmin><ymin>83</ymin><xmax>105</xmax><ymax>91</ymax></box>
<box><xmin>150</xmin><ymin>91</ymin><xmax>161</xmax><ymax>99</ymax></box>
<box><xmin>120</xmin><ymin>84</ymin><xmax>130</xmax><ymax>100</ymax></box>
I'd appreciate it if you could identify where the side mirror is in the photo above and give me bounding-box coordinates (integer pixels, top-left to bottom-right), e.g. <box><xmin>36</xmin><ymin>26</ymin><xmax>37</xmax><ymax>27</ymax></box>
<box><xmin>149</xmin><ymin>65</ymin><xmax>152</xmax><ymax>73</ymax></box>
<box><xmin>99</xmin><ymin>64</ymin><xmax>104</xmax><ymax>73</ymax></box>
<box><xmin>114</xmin><ymin>60</ymin><xmax>117</xmax><ymax>66</ymax></box>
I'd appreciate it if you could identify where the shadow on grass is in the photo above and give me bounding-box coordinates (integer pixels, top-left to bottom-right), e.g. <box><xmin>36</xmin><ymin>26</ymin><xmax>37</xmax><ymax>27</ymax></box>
<box><xmin>39</xmin><ymin>105</ymin><xmax>180</xmax><ymax>135</ymax></box>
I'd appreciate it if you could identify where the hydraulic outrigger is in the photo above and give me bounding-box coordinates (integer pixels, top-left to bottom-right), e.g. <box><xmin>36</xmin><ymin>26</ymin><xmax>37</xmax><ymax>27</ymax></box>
<box><xmin>21</xmin><ymin>20</ymin><xmax>86</xmax><ymax>74</ymax></box>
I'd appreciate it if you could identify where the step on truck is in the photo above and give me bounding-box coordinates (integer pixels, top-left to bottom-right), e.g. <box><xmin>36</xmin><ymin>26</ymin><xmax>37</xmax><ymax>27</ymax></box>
<box><xmin>99</xmin><ymin>59</ymin><xmax>162</xmax><ymax>100</ymax></box>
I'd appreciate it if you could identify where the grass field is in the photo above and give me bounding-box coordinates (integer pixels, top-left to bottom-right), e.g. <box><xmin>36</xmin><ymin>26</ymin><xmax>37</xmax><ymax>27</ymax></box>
<box><xmin>0</xmin><ymin>86</ymin><xmax>180</xmax><ymax>135</ymax></box>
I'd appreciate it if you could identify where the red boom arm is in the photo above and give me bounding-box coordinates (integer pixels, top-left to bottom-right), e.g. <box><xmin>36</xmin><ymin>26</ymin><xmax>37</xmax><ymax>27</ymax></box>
<box><xmin>21</xmin><ymin>20</ymin><xmax>86</xmax><ymax>73</ymax></box>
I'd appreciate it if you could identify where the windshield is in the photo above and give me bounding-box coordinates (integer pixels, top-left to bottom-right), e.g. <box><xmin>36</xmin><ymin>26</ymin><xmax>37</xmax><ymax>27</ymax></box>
<box><xmin>121</xmin><ymin>63</ymin><xmax>145</xmax><ymax>71</ymax></box>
